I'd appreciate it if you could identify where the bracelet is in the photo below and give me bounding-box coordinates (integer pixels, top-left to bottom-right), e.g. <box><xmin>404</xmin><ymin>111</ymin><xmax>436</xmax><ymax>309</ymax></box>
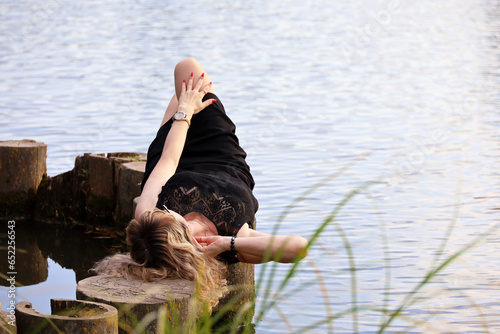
<box><xmin>230</xmin><ymin>235</ymin><xmax>237</xmax><ymax>252</ymax></box>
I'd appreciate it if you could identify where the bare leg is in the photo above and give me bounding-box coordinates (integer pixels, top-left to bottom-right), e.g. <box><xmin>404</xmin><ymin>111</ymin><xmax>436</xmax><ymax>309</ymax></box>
<box><xmin>174</xmin><ymin>57</ymin><xmax>215</xmax><ymax>101</ymax></box>
<box><xmin>160</xmin><ymin>94</ymin><xmax>178</xmax><ymax>127</ymax></box>
<box><xmin>159</xmin><ymin>58</ymin><xmax>215</xmax><ymax>128</ymax></box>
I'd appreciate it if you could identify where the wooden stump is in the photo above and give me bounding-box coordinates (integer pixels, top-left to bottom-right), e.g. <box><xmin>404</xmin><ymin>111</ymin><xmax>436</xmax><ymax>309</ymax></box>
<box><xmin>35</xmin><ymin>151</ymin><xmax>146</xmax><ymax>225</ymax></box>
<box><xmin>215</xmin><ymin>220</ymin><xmax>258</xmax><ymax>325</ymax></box>
<box><xmin>15</xmin><ymin>299</ymin><xmax>118</xmax><ymax>334</ymax></box>
<box><xmin>221</xmin><ymin>261</ymin><xmax>255</xmax><ymax>303</ymax></box>
<box><xmin>214</xmin><ymin>262</ymin><xmax>255</xmax><ymax>327</ymax></box>
<box><xmin>0</xmin><ymin>140</ymin><xmax>46</xmax><ymax>219</ymax></box>
<box><xmin>34</xmin><ymin>167</ymin><xmax>86</xmax><ymax>223</ymax></box>
<box><xmin>115</xmin><ymin>161</ymin><xmax>146</xmax><ymax>228</ymax></box>
<box><xmin>85</xmin><ymin>153</ymin><xmax>115</xmax><ymax>221</ymax></box>
<box><xmin>84</xmin><ymin>152</ymin><xmax>146</xmax><ymax>224</ymax></box>
<box><xmin>76</xmin><ymin>275</ymin><xmax>195</xmax><ymax>334</ymax></box>
<box><xmin>0</xmin><ymin>301</ymin><xmax>16</xmax><ymax>334</ymax></box>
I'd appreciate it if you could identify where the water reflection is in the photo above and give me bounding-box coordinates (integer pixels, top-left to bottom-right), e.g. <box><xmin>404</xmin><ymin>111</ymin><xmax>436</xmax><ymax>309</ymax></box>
<box><xmin>0</xmin><ymin>229</ymin><xmax>48</xmax><ymax>287</ymax></box>
<box><xmin>0</xmin><ymin>221</ymin><xmax>125</xmax><ymax>313</ymax></box>
<box><xmin>36</xmin><ymin>223</ymin><xmax>126</xmax><ymax>282</ymax></box>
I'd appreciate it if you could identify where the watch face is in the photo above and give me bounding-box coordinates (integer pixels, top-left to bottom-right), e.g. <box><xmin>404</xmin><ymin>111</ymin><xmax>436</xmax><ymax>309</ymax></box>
<box><xmin>173</xmin><ymin>111</ymin><xmax>186</xmax><ymax>120</ymax></box>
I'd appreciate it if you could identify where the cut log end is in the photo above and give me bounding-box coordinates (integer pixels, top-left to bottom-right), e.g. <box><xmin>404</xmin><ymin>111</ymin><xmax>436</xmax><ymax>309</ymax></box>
<box><xmin>0</xmin><ymin>139</ymin><xmax>47</xmax><ymax>219</ymax></box>
<box><xmin>15</xmin><ymin>299</ymin><xmax>118</xmax><ymax>334</ymax></box>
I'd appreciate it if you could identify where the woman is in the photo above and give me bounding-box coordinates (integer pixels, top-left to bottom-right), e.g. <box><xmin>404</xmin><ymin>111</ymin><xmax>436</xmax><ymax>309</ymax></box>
<box><xmin>95</xmin><ymin>58</ymin><xmax>308</xmax><ymax>308</ymax></box>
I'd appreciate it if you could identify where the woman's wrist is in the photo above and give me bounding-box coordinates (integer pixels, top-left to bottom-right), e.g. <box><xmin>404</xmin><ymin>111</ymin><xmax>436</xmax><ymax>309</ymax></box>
<box><xmin>177</xmin><ymin>104</ymin><xmax>194</xmax><ymax>117</ymax></box>
<box><xmin>224</xmin><ymin>236</ymin><xmax>233</xmax><ymax>252</ymax></box>
<box><xmin>172</xmin><ymin>118</ymin><xmax>190</xmax><ymax>127</ymax></box>
<box><xmin>172</xmin><ymin>108</ymin><xmax>193</xmax><ymax>127</ymax></box>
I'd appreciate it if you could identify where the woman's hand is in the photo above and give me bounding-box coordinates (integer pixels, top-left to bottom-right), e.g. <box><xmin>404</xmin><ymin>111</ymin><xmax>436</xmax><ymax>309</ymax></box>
<box><xmin>194</xmin><ymin>236</ymin><xmax>229</xmax><ymax>258</ymax></box>
<box><xmin>178</xmin><ymin>73</ymin><xmax>215</xmax><ymax>118</ymax></box>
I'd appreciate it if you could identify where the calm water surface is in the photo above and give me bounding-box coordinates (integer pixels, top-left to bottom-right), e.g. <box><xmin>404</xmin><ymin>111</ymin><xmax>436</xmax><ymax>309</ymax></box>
<box><xmin>1</xmin><ymin>0</ymin><xmax>500</xmax><ymax>332</ymax></box>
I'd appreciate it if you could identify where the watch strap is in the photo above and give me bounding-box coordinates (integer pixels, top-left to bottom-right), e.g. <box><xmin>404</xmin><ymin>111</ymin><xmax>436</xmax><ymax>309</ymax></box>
<box><xmin>172</xmin><ymin>111</ymin><xmax>191</xmax><ymax>127</ymax></box>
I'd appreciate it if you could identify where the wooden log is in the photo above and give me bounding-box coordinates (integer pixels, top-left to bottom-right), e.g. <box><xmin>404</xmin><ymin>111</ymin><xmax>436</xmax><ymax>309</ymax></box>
<box><xmin>0</xmin><ymin>301</ymin><xmax>16</xmax><ymax>334</ymax></box>
<box><xmin>107</xmin><ymin>153</ymin><xmax>146</xmax><ymax>193</ymax></box>
<box><xmin>215</xmin><ymin>220</ymin><xmax>258</xmax><ymax>325</ymax></box>
<box><xmin>85</xmin><ymin>153</ymin><xmax>115</xmax><ymax>221</ymax></box>
<box><xmin>0</xmin><ymin>140</ymin><xmax>46</xmax><ymax>219</ymax></box>
<box><xmin>107</xmin><ymin>152</ymin><xmax>147</xmax><ymax>163</ymax></box>
<box><xmin>35</xmin><ymin>152</ymin><xmax>146</xmax><ymax>224</ymax></box>
<box><xmin>215</xmin><ymin>262</ymin><xmax>255</xmax><ymax>324</ymax></box>
<box><xmin>76</xmin><ymin>276</ymin><xmax>194</xmax><ymax>334</ymax></box>
<box><xmin>34</xmin><ymin>167</ymin><xmax>86</xmax><ymax>223</ymax></box>
<box><xmin>115</xmin><ymin>161</ymin><xmax>145</xmax><ymax>228</ymax></box>
<box><xmin>15</xmin><ymin>299</ymin><xmax>118</xmax><ymax>334</ymax></box>
<box><xmin>84</xmin><ymin>152</ymin><xmax>146</xmax><ymax>224</ymax></box>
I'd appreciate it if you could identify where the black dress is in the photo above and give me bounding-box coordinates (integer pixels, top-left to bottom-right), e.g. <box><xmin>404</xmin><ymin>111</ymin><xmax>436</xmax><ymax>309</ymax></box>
<box><xmin>141</xmin><ymin>93</ymin><xmax>258</xmax><ymax>263</ymax></box>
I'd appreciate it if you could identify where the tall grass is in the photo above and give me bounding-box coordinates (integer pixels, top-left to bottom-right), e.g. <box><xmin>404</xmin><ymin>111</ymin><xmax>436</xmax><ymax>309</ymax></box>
<box><xmin>148</xmin><ymin>156</ymin><xmax>498</xmax><ymax>333</ymax></box>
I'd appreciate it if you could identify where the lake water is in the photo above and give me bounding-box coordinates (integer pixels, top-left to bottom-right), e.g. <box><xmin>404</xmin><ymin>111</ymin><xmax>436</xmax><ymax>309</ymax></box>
<box><xmin>1</xmin><ymin>0</ymin><xmax>500</xmax><ymax>332</ymax></box>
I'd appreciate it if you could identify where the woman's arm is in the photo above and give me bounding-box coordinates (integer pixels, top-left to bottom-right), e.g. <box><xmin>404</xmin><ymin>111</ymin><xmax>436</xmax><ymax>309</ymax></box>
<box><xmin>195</xmin><ymin>232</ymin><xmax>309</xmax><ymax>264</ymax></box>
<box><xmin>135</xmin><ymin>74</ymin><xmax>214</xmax><ymax>219</ymax></box>
<box><xmin>135</xmin><ymin>121</ymin><xmax>189</xmax><ymax>219</ymax></box>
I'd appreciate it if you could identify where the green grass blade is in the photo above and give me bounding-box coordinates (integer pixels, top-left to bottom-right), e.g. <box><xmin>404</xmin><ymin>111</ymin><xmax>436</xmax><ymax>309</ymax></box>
<box><xmin>257</xmin><ymin>182</ymin><xmax>373</xmax><ymax>328</ymax></box>
<box><xmin>331</xmin><ymin>217</ymin><xmax>358</xmax><ymax>334</ymax></box>
<box><xmin>367</xmin><ymin>189</ymin><xmax>393</xmax><ymax>328</ymax></box>
<box><xmin>377</xmin><ymin>224</ymin><xmax>498</xmax><ymax>333</ymax></box>
<box><xmin>431</xmin><ymin>181</ymin><xmax>462</xmax><ymax>268</ymax></box>
<box><xmin>255</xmin><ymin>155</ymin><xmax>368</xmax><ymax>322</ymax></box>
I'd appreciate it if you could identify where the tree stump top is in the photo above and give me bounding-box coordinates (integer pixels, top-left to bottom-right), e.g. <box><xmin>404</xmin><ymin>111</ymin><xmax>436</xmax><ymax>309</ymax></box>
<box><xmin>0</xmin><ymin>139</ymin><xmax>46</xmax><ymax>147</ymax></box>
<box><xmin>77</xmin><ymin>275</ymin><xmax>195</xmax><ymax>304</ymax></box>
<box><xmin>122</xmin><ymin>161</ymin><xmax>146</xmax><ymax>172</ymax></box>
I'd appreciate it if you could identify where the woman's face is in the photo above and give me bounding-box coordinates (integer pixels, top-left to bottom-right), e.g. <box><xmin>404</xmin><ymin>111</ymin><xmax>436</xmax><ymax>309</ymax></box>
<box><xmin>170</xmin><ymin>210</ymin><xmax>189</xmax><ymax>226</ymax></box>
<box><xmin>159</xmin><ymin>208</ymin><xmax>204</xmax><ymax>251</ymax></box>
<box><xmin>164</xmin><ymin>210</ymin><xmax>202</xmax><ymax>250</ymax></box>
<box><xmin>162</xmin><ymin>206</ymin><xmax>189</xmax><ymax>227</ymax></box>
<box><xmin>160</xmin><ymin>208</ymin><xmax>201</xmax><ymax>248</ymax></box>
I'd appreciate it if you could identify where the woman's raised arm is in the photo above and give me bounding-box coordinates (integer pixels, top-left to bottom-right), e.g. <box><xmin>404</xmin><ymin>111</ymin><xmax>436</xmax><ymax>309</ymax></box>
<box><xmin>135</xmin><ymin>74</ymin><xmax>214</xmax><ymax>219</ymax></box>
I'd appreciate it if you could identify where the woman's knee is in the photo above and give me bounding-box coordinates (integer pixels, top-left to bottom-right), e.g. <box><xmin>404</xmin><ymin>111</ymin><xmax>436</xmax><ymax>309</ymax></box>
<box><xmin>175</xmin><ymin>58</ymin><xmax>201</xmax><ymax>74</ymax></box>
<box><xmin>174</xmin><ymin>58</ymin><xmax>214</xmax><ymax>98</ymax></box>
<box><xmin>174</xmin><ymin>58</ymin><xmax>205</xmax><ymax>84</ymax></box>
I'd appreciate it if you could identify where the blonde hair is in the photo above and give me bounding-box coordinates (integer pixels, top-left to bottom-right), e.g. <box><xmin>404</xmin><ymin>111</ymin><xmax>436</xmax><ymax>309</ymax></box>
<box><xmin>93</xmin><ymin>209</ymin><xmax>227</xmax><ymax>310</ymax></box>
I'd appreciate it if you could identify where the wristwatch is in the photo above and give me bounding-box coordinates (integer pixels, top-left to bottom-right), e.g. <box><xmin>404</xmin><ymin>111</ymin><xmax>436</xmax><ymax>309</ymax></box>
<box><xmin>172</xmin><ymin>111</ymin><xmax>191</xmax><ymax>127</ymax></box>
